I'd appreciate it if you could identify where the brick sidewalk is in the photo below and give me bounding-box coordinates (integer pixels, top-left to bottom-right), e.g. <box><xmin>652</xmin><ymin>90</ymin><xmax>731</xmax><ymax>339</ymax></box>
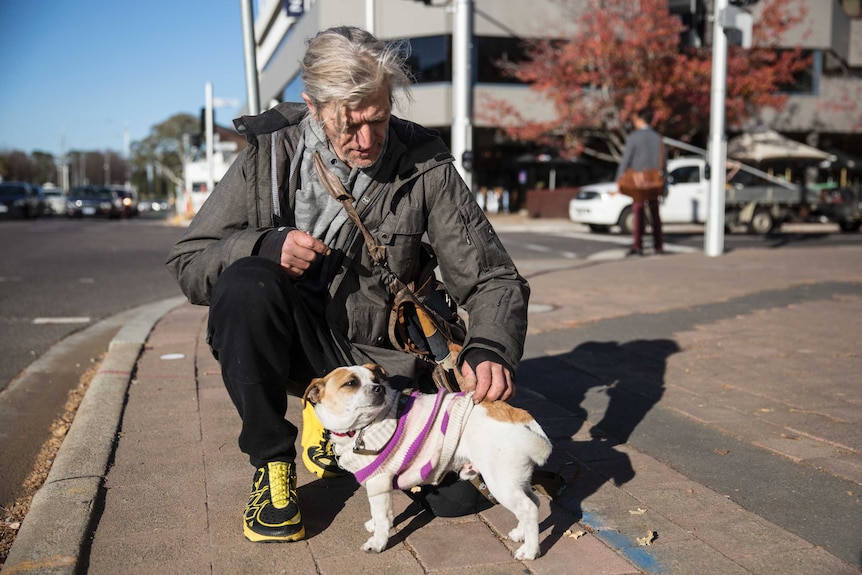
<box><xmin>5</xmin><ymin>240</ymin><xmax>860</xmax><ymax>574</ymax></box>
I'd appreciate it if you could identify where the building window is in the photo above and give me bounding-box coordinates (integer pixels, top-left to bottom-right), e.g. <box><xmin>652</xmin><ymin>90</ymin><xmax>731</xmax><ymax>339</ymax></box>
<box><xmin>776</xmin><ymin>49</ymin><xmax>820</xmax><ymax>95</ymax></box>
<box><xmin>398</xmin><ymin>35</ymin><xmax>532</xmax><ymax>85</ymax></box>
<box><xmin>476</xmin><ymin>36</ymin><xmax>530</xmax><ymax>84</ymax></box>
<box><xmin>402</xmin><ymin>35</ymin><xmax>451</xmax><ymax>83</ymax></box>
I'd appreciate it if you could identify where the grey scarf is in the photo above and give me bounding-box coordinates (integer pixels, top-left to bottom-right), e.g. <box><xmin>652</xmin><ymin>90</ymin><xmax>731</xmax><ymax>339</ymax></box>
<box><xmin>295</xmin><ymin>115</ymin><xmax>386</xmax><ymax>245</ymax></box>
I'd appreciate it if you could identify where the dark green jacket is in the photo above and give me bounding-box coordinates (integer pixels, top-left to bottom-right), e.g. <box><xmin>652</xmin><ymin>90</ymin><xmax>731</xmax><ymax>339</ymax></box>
<box><xmin>166</xmin><ymin>103</ymin><xmax>529</xmax><ymax>373</ymax></box>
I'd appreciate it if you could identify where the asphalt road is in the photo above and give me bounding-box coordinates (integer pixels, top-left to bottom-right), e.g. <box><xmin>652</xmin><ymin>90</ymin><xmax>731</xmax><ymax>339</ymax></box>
<box><xmin>0</xmin><ymin>215</ymin><xmax>185</xmax><ymax>392</ymax></box>
<box><xmin>0</xmin><ymin>214</ymin><xmax>185</xmax><ymax>506</ymax></box>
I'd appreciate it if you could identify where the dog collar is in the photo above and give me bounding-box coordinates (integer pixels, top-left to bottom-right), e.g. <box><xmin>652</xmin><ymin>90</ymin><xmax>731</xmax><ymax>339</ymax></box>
<box><xmin>351</xmin><ymin>392</ymin><xmax>413</xmax><ymax>456</ymax></box>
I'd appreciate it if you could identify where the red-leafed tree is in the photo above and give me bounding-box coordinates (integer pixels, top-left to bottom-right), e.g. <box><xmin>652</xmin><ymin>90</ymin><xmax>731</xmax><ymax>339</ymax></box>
<box><xmin>482</xmin><ymin>0</ymin><xmax>809</xmax><ymax>162</ymax></box>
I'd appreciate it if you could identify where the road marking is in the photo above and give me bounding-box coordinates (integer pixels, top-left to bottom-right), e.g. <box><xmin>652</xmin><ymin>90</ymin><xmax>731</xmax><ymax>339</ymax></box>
<box><xmin>32</xmin><ymin>317</ymin><xmax>91</xmax><ymax>325</ymax></box>
<box><xmin>523</xmin><ymin>243</ymin><xmax>579</xmax><ymax>259</ymax></box>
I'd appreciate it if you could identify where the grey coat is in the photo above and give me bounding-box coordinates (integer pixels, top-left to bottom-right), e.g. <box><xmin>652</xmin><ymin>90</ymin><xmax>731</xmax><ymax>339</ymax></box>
<box><xmin>615</xmin><ymin>127</ymin><xmax>666</xmax><ymax>180</ymax></box>
<box><xmin>165</xmin><ymin>103</ymin><xmax>530</xmax><ymax>374</ymax></box>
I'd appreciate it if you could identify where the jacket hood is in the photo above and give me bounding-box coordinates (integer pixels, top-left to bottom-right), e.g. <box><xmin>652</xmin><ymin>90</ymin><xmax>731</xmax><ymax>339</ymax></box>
<box><xmin>233</xmin><ymin>102</ymin><xmax>308</xmax><ymax>142</ymax></box>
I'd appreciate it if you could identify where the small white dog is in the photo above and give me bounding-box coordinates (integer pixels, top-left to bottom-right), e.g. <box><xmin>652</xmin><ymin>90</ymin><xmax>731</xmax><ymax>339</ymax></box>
<box><xmin>303</xmin><ymin>363</ymin><xmax>552</xmax><ymax>560</ymax></box>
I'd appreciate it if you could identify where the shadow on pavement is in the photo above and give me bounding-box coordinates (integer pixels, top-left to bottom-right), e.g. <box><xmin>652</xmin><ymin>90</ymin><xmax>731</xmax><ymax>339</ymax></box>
<box><xmin>299</xmin><ymin>475</ymin><xmax>360</xmax><ymax>537</ymax></box>
<box><xmin>518</xmin><ymin>338</ymin><xmax>680</xmax><ymax>524</ymax></box>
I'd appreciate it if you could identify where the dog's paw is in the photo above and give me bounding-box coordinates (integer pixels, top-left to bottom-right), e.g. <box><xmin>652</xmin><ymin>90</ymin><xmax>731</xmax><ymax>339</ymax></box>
<box><xmin>361</xmin><ymin>536</ymin><xmax>387</xmax><ymax>554</ymax></box>
<box><xmin>508</xmin><ymin>526</ymin><xmax>525</xmax><ymax>543</ymax></box>
<box><xmin>514</xmin><ymin>543</ymin><xmax>540</xmax><ymax>561</ymax></box>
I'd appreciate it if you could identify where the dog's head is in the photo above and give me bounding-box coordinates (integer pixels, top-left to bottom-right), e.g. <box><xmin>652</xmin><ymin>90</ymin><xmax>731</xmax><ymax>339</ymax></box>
<box><xmin>302</xmin><ymin>363</ymin><xmax>394</xmax><ymax>433</ymax></box>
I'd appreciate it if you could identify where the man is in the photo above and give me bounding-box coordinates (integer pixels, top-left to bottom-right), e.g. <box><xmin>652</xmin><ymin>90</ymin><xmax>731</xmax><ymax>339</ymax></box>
<box><xmin>616</xmin><ymin>109</ymin><xmax>665</xmax><ymax>255</ymax></box>
<box><xmin>166</xmin><ymin>26</ymin><xmax>529</xmax><ymax>543</ymax></box>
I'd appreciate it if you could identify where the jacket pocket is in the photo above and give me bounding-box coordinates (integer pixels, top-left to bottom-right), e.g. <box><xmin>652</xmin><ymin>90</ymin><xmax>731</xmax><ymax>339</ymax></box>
<box><xmin>457</xmin><ymin>202</ymin><xmax>512</xmax><ymax>272</ymax></box>
<box><xmin>374</xmin><ymin>204</ymin><xmax>425</xmax><ymax>281</ymax></box>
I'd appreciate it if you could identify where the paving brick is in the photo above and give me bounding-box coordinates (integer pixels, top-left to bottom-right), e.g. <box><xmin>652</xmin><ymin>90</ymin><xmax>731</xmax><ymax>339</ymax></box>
<box><xmin>315</xmin><ymin>548</ymin><xmax>427</xmax><ymax>575</ymax></box>
<box><xmin>87</xmin><ymin>528</ymin><xmax>211</xmax><ymax>575</ymax></box>
<box><xmin>529</xmin><ymin>533</ymin><xmax>642</xmax><ymax>575</ymax></box>
<box><xmin>680</xmin><ymin>509</ymin><xmax>812</xmax><ymax>559</ymax></box>
<box><xmin>406</xmin><ymin>521</ymin><xmax>518</xmax><ymax>570</ymax></box>
<box><xmin>649</xmin><ymin>539</ymin><xmax>750</xmax><ymax>575</ymax></box>
<box><xmin>733</xmin><ymin>545</ymin><xmax>862</xmax><ymax>575</ymax></box>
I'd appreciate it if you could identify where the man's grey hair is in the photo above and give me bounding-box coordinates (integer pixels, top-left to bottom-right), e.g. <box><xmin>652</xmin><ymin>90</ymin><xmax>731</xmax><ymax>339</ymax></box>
<box><xmin>301</xmin><ymin>26</ymin><xmax>413</xmax><ymax>130</ymax></box>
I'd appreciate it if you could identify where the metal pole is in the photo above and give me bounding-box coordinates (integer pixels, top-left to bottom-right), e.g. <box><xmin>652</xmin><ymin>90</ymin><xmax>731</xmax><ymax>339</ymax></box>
<box><xmin>240</xmin><ymin>0</ymin><xmax>260</xmax><ymax>116</ymax></box>
<box><xmin>366</xmin><ymin>0</ymin><xmax>374</xmax><ymax>34</ymax></box>
<box><xmin>451</xmin><ymin>0</ymin><xmax>473</xmax><ymax>186</ymax></box>
<box><xmin>705</xmin><ymin>0</ymin><xmax>728</xmax><ymax>257</ymax></box>
<box><xmin>205</xmin><ymin>81</ymin><xmax>215</xmax><ymax>195</ymax></box>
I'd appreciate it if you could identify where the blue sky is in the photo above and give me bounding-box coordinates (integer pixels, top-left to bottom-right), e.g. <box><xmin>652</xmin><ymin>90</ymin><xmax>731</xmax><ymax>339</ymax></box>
<box><xmin>0</xmin><ymin>0</ymin><xmax>256</xmax><ymax>157</ymax></box>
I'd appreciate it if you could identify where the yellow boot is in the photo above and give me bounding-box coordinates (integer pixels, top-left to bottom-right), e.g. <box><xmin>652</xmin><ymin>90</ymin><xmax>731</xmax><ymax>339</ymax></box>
<box><xmin>301</xmin><ymin>401</ymin><xmax>348</xmax><ymax>478</ymax></box>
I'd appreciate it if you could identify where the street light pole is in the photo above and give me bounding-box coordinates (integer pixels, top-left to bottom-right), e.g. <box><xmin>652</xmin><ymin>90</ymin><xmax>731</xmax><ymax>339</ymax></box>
<box><xmin>205</xmin><ymin>82</ymin><xmax>215</xmax><ymax>195</ymax></box>
<box><xmin>451</xmin><ymin>0</ymin><xmax>473</xmax><ymax>187</ymax></box>
<box><xmin>240</xmin><ymin>0</ymin><xmax>260</xmax><ymax>116</ymax></box>
<box><xmin>705</xmin><ymin>0</ymin><xmax>729</xmax><ymax>257</ymax></box>
<box><xmin>366</xmin><ymin>0</ymin><xmax>375</xmax><ymax>33</ymax></box>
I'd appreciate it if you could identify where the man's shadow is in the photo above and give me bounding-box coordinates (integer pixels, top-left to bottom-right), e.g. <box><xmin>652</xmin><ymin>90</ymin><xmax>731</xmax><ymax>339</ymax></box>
<box><xmin>513</xmin><ymin>339</ymin><xmax>680</xmax><ymax>551</ymax></box>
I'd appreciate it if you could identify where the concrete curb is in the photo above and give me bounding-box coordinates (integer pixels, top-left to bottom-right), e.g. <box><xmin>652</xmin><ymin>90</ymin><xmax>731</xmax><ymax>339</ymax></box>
<box><xmin>3</xmin><ymin>297</ymin><xmax>187</xmax><ymax>575</ymax></box>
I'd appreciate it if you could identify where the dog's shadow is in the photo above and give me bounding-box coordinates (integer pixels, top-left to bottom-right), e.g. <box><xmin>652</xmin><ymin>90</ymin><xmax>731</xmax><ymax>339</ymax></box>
<box><xmin>299</xmin><ymin>475</ymin><xmax>436</xmax><ymax>545</ymax></box>
<box><xmin>297</xmin><ymin>475</ymin><xmax>360</xmax><ymax>537</ymax></box>
<box><xmin>514</xmin><ymin>338</ymin><xmax>680</xmax><ymax>554</ymax></box>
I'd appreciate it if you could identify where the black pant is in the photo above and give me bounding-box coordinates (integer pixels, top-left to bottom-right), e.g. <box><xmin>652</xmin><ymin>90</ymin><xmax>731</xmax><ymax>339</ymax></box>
<box><xmin>631</xmin><ymin>199</ymin><xmax>663</xmax><ymax>251</ymax></box>
<box><xmin>207</xmin><ymin>257</ymin><xmax>347</xmax><ymax>467</ymax></box>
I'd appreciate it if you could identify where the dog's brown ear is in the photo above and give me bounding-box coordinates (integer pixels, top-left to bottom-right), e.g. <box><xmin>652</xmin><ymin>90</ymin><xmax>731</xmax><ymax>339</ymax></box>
<box><xmin>303</xmin><ymin>378</ymin><xmax>325</xmax><ymax>406</ymax></box>
<box><xmin>363</xmin><ymin>362</ymin><xmax>387</xmax><ymax>381</ymax></box>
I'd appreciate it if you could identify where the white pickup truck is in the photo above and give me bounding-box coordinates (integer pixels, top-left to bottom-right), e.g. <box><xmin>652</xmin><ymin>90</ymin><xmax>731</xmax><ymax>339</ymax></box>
<box><xmin>568</xmin><ymin>156</ymin><xmax>808</xmax><ymax>235</ymax></box>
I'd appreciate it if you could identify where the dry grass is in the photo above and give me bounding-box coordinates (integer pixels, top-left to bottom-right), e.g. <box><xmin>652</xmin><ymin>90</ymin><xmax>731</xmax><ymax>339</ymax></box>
<box><xmin>0</xmin><ymin>356</ymin><xmax>103</xmax><ymax>568</ymax></box>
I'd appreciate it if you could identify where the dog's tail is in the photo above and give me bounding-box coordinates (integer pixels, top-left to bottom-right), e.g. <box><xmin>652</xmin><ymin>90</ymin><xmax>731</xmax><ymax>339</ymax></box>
<box><xmin>525</xmin><ymin>420</ymin><xmax>553</xmax><ymax>467</ymax></box>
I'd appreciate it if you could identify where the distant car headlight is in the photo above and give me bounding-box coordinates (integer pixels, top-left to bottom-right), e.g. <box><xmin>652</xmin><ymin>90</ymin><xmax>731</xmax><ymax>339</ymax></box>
<box><xmin>576</xmin><ymin>190</ymin><xmax>616</xmax><ymax>201</ymax></box>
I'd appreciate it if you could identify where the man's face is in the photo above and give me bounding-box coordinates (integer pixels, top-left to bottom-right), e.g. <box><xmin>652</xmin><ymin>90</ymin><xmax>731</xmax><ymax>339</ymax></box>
<box><xmin>305</xmin><ymin>86</ymin><xmax>391</xmax><ymax>169</ymax></box>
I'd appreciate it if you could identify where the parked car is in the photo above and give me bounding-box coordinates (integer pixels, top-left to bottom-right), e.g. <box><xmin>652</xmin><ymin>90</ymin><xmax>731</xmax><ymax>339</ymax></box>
<box><xmin>110</xmin><ymin>186</ymin><xmax>139</xmax><ymax>218</ymax></box>
<box><xmin>43</xmin><ymin>186</ymin><xmax>67</xmax><ymax>215</ymax></box>
<box><xmin>568</xmin><ymin>157</ymin><xmax>806</xmax><ymax>235</ymax></box>
<box><xmin>0</xmin><ymin>181</ymin><xmax>45</xmax><ymax>219</ymax></box>
<box><xmin>67</xmin><ymin>186</ymin><xmax>122</xmax><ymax>218</ymax></box>
<box><xmin>817</xmin><ymin>185</ymin><xmax>862</xmax><ymax>232</ymax></box>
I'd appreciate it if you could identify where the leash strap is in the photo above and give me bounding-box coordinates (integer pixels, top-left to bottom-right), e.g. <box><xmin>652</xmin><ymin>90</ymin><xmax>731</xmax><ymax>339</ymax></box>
<box><xmin>312</xmin><ymin>151</ymin><xmax>395</xmax><ymax>284</ymax></box>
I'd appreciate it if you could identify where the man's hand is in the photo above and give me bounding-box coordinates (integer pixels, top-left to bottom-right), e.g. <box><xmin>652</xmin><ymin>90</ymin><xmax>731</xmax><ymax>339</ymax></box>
<box><xmin>460</xmin><ymin>360</ymin><xmax>514</xmax><ymax>404</ymax></box>
<box><xmin>281</xmin><ymin>230</ymin><xmax>330</xmax><ymax>279</ymax></box>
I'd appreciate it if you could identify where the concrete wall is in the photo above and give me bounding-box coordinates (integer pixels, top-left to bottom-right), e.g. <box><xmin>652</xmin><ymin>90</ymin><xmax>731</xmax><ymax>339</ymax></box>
<box><xmin>254</xmin><ymin>0</ymin><xmax>861</xmax><ymax>138</ymax></box>
<box><xmin>760</xmin><ymin>76</ymin><xmax>862</xmax><ymax>133</ymax></box>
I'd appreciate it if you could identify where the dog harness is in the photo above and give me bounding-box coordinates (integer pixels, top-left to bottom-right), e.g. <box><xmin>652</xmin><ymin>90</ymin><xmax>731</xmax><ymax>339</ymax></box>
<box><xmin>334</xmin><ymin>389</ymin><xmax>475</xmax><ymax>496</ymax></box>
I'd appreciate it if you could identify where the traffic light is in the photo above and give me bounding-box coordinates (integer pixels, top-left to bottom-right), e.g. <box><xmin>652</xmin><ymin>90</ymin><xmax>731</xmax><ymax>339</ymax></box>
<box><xmin>199</xmin><ymin>107</ymin><xmax>206</xmax><ymax>138</ymax></box>
<box><xmin>722</xmin><ymin>4</ymin><xmax>754</xmax><ymax>48</ymax></box>
<box><xmin>669</xmin><ymin>0</ymin><xmax>706</xmax><ymax>49</ymax></box>
<box><xmin>461</xmin><ymin>150</ymin><xmax>474</xmax><ymax>172</ymax></box>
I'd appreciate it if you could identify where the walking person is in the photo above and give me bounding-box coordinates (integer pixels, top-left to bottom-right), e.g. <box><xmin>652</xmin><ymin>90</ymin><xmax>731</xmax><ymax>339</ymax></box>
<box><xmin>616</xmin><ymin>109</ymin><xmax>666</xmax><ymax>255</ymax></box>
<box><xmin>166</xmin><ymin>26</ymin><xmax>529</xmax><ymax>543</ymax></box>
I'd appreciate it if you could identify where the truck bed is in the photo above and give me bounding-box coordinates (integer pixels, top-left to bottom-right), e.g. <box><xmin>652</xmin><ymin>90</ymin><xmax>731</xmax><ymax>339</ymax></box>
<box><xmin>725</xmin><ymin>183</ymin><xmax>804</xmax><ymax>205</ymax></box>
